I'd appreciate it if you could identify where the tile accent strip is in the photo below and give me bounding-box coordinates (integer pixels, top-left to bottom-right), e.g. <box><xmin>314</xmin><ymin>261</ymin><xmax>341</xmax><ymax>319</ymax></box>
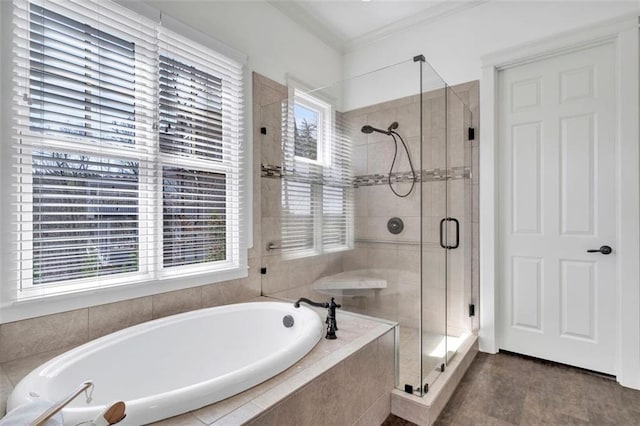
<box><xmin>354</xmin><ymin>167</ymin><xmax>471</xmax><ymax>187</ymax></box>
<box><xmin>261</xmin><ymin>164</ymin><xmax>471</xmax><ymax>186</ymax></box>
<box><xmin>261</xmin><ymin>163</ymin><xmax>283</xmax><ymax>178</ymax></box>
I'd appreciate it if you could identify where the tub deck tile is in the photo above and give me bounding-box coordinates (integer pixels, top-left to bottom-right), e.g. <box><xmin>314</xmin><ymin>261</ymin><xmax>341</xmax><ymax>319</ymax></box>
<box><xmin>152</xmin><ymin>412</ymin><xmax>206</xmax><ymax>426</ymax></box>
<box><xmin>211</xmin><ymin>402</ymin><xmax>263</xmax><ymax>426</ymax></box>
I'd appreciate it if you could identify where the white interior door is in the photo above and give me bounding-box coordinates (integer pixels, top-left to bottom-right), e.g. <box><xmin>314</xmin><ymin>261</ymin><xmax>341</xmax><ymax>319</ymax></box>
<box><xmin>498</xmin><ymin>42</ymin><xmax>617</xmax><ymax>374</ymax></box>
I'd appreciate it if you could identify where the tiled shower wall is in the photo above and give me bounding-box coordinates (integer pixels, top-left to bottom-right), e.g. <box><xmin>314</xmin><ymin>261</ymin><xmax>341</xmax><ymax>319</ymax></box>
<box><xmin>336</xmin><ymin>83</ymin><xmax>480</xmax><ymax>336</ymax></box>
<box><xmin>259</xmin><ymin>74</ymin><xmax>479</xmax><ymax>336</ymax></box>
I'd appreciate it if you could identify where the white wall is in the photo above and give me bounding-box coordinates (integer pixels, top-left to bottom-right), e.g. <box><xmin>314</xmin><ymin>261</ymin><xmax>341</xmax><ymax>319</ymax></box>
<box><xmin>343</xmin><ymin>1</ymin><xmax>640</xmax><ymax>108</ymax></box>
<box><xmin>142</xmin><ymin>0</ymin><xmax>342</xmax><ymax>89</ymax></box>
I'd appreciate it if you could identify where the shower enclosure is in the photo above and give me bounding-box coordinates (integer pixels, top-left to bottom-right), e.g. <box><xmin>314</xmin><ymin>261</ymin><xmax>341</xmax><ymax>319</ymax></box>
<box><xmin>257</xmin><ymin>56</ymin><xmax>476</xmax><ymax>395</ymax></box>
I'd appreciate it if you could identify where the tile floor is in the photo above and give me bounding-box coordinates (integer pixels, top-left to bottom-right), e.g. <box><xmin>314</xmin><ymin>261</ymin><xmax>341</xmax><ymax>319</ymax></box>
<box><xmin>384</xmin><ymin>351</ymin><xmax>640</xmax><ymax>425</ymax></box>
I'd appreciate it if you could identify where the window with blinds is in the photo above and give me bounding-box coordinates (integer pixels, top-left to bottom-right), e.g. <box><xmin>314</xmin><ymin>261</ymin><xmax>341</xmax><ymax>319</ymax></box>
<box><xmin>11</xmin><ymin>0</ymin><xmax>245</xmax><ymax>298</ymax></box>
<box><xmin>281</xmin><ymin>90</ymin><xmax>353</xmax><ymax>258</ymax></box>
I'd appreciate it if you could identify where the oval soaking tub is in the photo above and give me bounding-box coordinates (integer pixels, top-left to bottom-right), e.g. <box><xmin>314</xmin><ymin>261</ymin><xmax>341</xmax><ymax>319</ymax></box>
<box><xmin>7</xmin><ymin>301</ymin><xmax>322</xmax><ymax>425</ymax></box>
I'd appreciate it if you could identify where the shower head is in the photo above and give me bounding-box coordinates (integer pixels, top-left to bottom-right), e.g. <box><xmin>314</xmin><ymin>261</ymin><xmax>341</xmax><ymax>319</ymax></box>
<box><xmin>361</xmin><ymin>124</ymin><xmax>392</xmax><ymax>135</ymax></box>
<box><xmin>388</xmin><ymin>121</ymin><xmax>399</xmax><ymax>132</ymax></box>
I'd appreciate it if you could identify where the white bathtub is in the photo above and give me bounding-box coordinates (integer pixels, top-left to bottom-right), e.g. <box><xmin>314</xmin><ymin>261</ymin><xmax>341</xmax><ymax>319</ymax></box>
<box><xmin>7</xmin><ymin>301</ymin><xmax>322</xmax><ymax>425</ymax></box>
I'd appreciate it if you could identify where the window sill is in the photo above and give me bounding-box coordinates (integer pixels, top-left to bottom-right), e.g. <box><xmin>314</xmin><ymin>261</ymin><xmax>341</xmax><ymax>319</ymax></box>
<box><xmin>0</xmin><ymin>265</ymin><xmax>248</xmax><ymax>324</ymax></box>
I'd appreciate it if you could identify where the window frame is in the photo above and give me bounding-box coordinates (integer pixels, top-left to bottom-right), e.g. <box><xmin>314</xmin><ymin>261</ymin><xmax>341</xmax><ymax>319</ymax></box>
<box><xmin>4</xmin><ymin>0</ymin><xmax>248</xmax><ymax>313</ymax></box>
<box><xmin>292</xmin><ymin>89</ymin><xmax>332</xmax><ymax>167</ymax></box>
<box><xmin>281</xmin><ymin>87</ymin><xmax>352</xmax><ymax>260</ymax></box>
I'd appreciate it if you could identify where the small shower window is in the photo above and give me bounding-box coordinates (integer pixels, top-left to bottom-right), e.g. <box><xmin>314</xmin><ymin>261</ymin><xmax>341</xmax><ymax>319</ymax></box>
<box><xmin>281</xmin><ymin>87</ymin><xmax>353</xmax><ymax>259</ymax></box>
<box><xmin>292</xmin><ymin>90</ymin><xmax>331</xmax><ymax>166</ymax></box>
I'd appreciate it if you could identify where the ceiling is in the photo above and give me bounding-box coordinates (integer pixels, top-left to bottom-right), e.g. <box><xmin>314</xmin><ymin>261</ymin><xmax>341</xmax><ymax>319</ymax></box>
<box><xmin>268</xmin><ymin>0</ymin><xmax>487</xmax><ymax>52</ymax></box>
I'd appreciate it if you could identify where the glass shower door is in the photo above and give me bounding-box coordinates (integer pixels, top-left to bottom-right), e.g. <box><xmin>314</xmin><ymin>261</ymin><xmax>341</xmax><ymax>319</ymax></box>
<box><xmin>445</xmin><ymin>86</ymin><xmax>474</xmax><ymax>364</ymax></box>
<box><xmin>420</xmin><ymin>60</ymin><xmax>448</xmax><ymax>393</ymax></box>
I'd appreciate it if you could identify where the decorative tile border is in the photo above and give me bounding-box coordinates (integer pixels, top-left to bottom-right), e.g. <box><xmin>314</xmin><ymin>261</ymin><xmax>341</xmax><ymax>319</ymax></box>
<box><xmin>354</xmin><ymin>166</ymin><xmax>471</xmax><ymax>187</ymax></box>
<box><xmin>261</xmin><ymin>164</ymin><xmax>283</xmax><ymax>178</ymax></box>
<box><xmin>261</xmin><ymin>163</ymin><xmax>471</xmax><ymax>186</ymax></box>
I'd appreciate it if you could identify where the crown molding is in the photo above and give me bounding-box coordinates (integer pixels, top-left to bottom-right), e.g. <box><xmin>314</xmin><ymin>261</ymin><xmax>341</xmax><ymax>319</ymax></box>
<box><xmin>268</xmin><ymin>0</ymin><xmax>490</xmax><ymax>55</ymax></box>
<box><xmin>344</xmin><ymin>0</ymin><xmax>490</xmax><ymax>53</ymax></box>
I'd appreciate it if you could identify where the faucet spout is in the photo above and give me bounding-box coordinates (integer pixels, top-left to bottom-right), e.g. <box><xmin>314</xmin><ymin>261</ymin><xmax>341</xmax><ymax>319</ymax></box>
<box><xmin>294</xmin><ymin>297</ymin><xmax>341</xmax><ymax>339</ymax></box>
<box><xmin>293</xmin><ymin>297</ymin><xmax>329</xmax><ymax>309</ymax></box>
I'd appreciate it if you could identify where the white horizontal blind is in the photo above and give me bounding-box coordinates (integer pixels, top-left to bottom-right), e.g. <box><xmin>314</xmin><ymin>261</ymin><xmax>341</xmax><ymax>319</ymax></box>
<box><xmin>158</xmin><ymin>28</ymin><xmax>244</xmax><ymax>275</ymax></box>
<box><xmin>281</xmin><ymin>94</ymin><xmax>353</xmax><ymax>258</ymax></box>
<box><xmin>10</xmin><ymin>0</ymin><xmax>245</xmax><ymax>298</ymax></box>
<box><xmin>322</xmin><ymin>112</ymin><xmax>353</xmax><ymax>250</ymax></box>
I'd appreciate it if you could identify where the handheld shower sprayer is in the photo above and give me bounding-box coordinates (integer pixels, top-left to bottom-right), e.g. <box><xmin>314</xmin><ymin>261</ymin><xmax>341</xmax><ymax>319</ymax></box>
<box><xmin>360</xmin><ymin>121</ymin><xmax>399</xmax><ymax>136</ymax></box>
<box><xmin>360</xmin><ymin>121</ymin><xmax>416</xmax><ymax>198</ymax></box>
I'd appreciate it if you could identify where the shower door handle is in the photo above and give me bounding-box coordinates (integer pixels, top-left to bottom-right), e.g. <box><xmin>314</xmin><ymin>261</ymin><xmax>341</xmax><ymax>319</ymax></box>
<box><xmin>439</xmin><ymin>217</ymin><xmax>460</xmax><ymax>250</ymax></box>
<box><xmin>449</xmin><ymin>218</ymin><xmax>460</xmax><ymax>249</ymax></box>
<box><xmin>439</xmin><ymin>218</ymin><xmax>447</xmax><ymax>249</ymax></box>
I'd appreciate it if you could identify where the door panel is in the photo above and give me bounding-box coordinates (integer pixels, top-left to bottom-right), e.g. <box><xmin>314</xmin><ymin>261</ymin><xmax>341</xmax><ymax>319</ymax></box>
<box><xmin>498</xmin><ymin>42</ymin><xmax>616</xmax><ymax>374</ymax></box>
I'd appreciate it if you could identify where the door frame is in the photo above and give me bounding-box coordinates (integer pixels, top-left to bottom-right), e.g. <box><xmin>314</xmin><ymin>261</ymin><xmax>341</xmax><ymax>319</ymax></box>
<box><xmin>479</xmin><ymin>14</ymin><xmax>640</xmax><ymax>388</ymax></box>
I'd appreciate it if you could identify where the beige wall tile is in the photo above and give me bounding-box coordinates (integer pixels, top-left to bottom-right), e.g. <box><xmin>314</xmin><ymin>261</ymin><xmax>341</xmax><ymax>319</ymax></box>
<box><xmin>342</xmin><ymin>246</ymin><xmax>368</xmax><ymax>271</ymax></box>
<box><xmin>0</xmin><ymin>364</ymin><xmax>13</xmax><ymax>416</ymax></box>
<box><xmin>259</xmin><ymin>83</ymin><xmax>286</xmax><ymax>108</ymax></box>
<box><xmin>260</xmin><ymin>217</ymin><xmax>281</xmax><ymax>257</ymax></box>
<box><xmin>201</xmin><ymin>272</ymin><xmax>261</xmax><ymax>309</ymax></box>
<box><xmin>1</xmin><ymin>345</ymin><xmax>73</xmax><ymax>386</ymax></box>
<box><xmin>397</xmin><ymin>101</ymin><xmax>421</xmax><ymax>139</ymax></box>
<box><xmin>353</xmin><ymin>144</ymin><xmax>368</xmax><ymax>175</ymax></box>
<box><xmin>353</xmin><ymin>392</ymin><xmax>391</xmax><ymax>426</ymax></box>
<box><xmin>367</xmin><ymin>247</ymin><xmax>398</xmax><ymax>270</ymax></box>
<box><xmin>354</xmin><ymin>186</ymin><xmax>369</xmax><ymax>218</ymax></box>
<box><xmin>367</xmin><ymin>108</ymin><xmax>398</xmax><ymax>144</ymax></box>
<box><xmin>152</xmin><ymin>287</ymin><xmax>202</xmax><ymax>319</ymax></box>
<box><xmin>261</xmin><ymin>179</ymin><xmax>281</xmax><ymax>218</ymax></box>
<box><xmin>347</xmin><ymin>113</ymin><xmax>368</xmax><ymax>147</ymax></box>
<box><xmin>367</xmin><ymin>140</ymin><xmax>396</xmax><ymax>175</ymax></box>
<box><xmin>88</xmin><ymin>297</ymin><xmax>152</xmax><ymax>340</ymax></box>
<box><xmin>342</xmin><ymin>342</ymin><xmax>384</xmax><ymax>419</ymax></box>
<box><xmin>0</xmin><ymin>309</ymin><xmax>88</xmax><ymax>363</ymax></box>
<box><xmin>258</xmin><ymin>127</ymin><xmax>282</xmax><ymax>167</ymax></box>
<box><xmin>367</xmin><ymin>185</ymin><xmax>396</xmax><ymax>218</ymax></box>
<box><xmin>260</xmin><ymin>255</ymin><xmax>288</xmax><ymax>295</ymax></box>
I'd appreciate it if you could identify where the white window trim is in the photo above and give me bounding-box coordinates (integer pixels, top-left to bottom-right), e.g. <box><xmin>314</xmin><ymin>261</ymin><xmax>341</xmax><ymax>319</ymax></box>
<box><xmin>0</xmin><ymin>0</ymin><xmax>249</xmax><ymax>323</ymax></box>
<box><xmin>292</xmin><ymin>89</ymin><xmax>333</xmax><ymax>168</ymax></box>
<box><xmin>281</xmin><ymin>85</ymin><xmax>352</xmax><ymax>260</ymax></box>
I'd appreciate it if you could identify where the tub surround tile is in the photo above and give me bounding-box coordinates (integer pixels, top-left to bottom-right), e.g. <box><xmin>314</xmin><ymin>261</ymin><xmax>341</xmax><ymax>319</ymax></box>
<box><xmin>213</xmin><ymin>402</ymin><xmax>263</xmax><ymax>426</ymax></box>
<box><xmin>354</xmin><ymin>392</ymin><xmax>392</xmax><ymax>426</ymax></box>
<box><xmin>249</xmin><ymin>327</ymin><xmax>396</xmax><ymax>426</ymax></box>
<box><xmin>1</xmin><ymin>345</ymin><xmax>74</xmax><ymax>387</ymax></box>
<box><xmin>192</xmin><ymin>386</ymin><xmax>257</xmax><ymax>424</ymax></box>
<box><xmin>152</xmin><ymin>413</ymin><xmax>206</xmax><ymax>426</ymax></box>
<box><xmin>0</xmin><ymin>309</ymin><xmax>88</xmax><ymax>363</ymax></box>
<box><xmin>0</xmin><ymin>364</ymin><xmax>13</xmax><ymax>416</ymax></box>
<box><xmin>88</xmin><ymin>297</ymin><xmax>153</xmax><ymax>340</ymax></box>
<box><xmin>201</xmin><ymin>280</ymin><xmax>258</xmax><ymax>309</ymax></box>
<box><xmin>0</xmin><ymin>295</ymin><xmax>395</xmax><ymax>426</ymax></box>
<box><xmin>196</xmin><ymin>306</ymin><xmax>396</xmax><ymax>425</ymax></box>
<box><xmin>152</xmin><ymin>287</ymin><xmax>203</xmax><ymax>319</ymax></box>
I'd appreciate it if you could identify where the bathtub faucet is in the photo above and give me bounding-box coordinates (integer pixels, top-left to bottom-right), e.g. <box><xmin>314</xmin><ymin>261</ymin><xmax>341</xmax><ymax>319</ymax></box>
<box><xmin>294</xmin><ymin>297</ymin><xmax>341</xmax><ymax>340</ymax></box>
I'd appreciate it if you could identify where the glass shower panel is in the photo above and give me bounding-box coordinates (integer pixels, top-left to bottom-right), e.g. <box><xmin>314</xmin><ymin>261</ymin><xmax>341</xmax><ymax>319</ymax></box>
<box><xmin>445</xmin><ymin>87</ymin><xmax>474</xmax><ymax>363</ymax></box>
<box><xmin>258</xmin><ymin>60</ymin><xmax>432</xmax><ymax>392</ymax></box>
<box><xmin>420</xmin><ymin>61</ymin><xmax>448</xmax><ymax>392</ymax></box>
<box><xmin>335</xmin><ymin>60</ymin><xmax>426</xmax><ymax>392</ymax></box>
